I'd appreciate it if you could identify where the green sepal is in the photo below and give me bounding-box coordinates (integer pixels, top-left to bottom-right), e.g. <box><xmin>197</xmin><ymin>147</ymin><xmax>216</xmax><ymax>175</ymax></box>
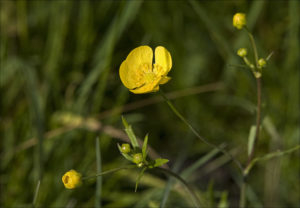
<box><xmin>135</xmin><ymin>167</ymin><xmax>147</xmax><ymax>192</ymax></box>
<box><xmin>117</xmin><ymin>143</ymin><xmax>133</xmax><ymax>161</ymax></box>
<box><xmin>142</xmin><ymin>133</ymin><xmax>149</xmax><ymax>160</ymax></box>
<box><xmin>122</xmin><ymin>116</ymin><xmax>139</xmax><ymax>149</ymax></box>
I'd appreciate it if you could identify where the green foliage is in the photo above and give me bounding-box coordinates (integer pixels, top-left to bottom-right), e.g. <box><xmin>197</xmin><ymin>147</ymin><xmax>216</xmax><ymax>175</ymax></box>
<box><xmin>1</xmin><ymin>1</ymin><xmax>299</xmax><ymax>207</ymax></box>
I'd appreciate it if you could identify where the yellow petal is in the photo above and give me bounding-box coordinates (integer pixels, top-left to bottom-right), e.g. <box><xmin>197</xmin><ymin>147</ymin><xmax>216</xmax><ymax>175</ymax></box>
<box><xmin>126</xmin><ymin>45</ymin><xmax>153</xmax><ymax>74</ymax></box>
<box><xmin>119</xmin><ymin>60</ymin><xmax>135</xmax><ymax>89</ymax></box>
<box><xmin>154</xmin><ymin>46</ymin><xmax>172</xmax><ymax>75</ymax></box>
<box><xmin>119</xmin><ymin>46</ymin><xmax>153</xmax><ymax>89</ymax></box>
<box><xmin>159</xmin><ymin>76</ymin><xmax>171</xmax><ymax>84</ymax></box>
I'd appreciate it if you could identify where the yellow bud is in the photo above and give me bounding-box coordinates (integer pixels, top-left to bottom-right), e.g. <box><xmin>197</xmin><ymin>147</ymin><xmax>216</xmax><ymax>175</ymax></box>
<box><xmin>62</xmin><ymin>170</ymin><xmax>82</xmax><ymax>189</ymax></box>
<box><xmin>237</xmin><ymin>48</ymin><xmax>247</xmax><ymax>57</ymax></box>
<box><xmin>233</xmin><ymin>13</ymin><xmax>246</xmax><ymax>30</ymax></box>
<box><xmin>258</xmin><ymin>58</ymin><xmax>267</xmax><ymax>68</ymax></box>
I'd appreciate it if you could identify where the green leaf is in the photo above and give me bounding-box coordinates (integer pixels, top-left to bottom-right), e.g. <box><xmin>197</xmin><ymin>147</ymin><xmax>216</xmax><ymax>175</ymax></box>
<box><xmin>122</xmin><ymin>116</ymin><xmax>139</xmax><ymax>148</ymax></box>
<box><xmin>117</xmin><ymin>143</ymin><xmax>133</xmax><ymax>161</ymax></box>
<box><xmin>142</xmin><ymin>134</ymin><xmax>148</xmax><ymax>160</ymax></box>
<box><xmin>135</xmin><ymin>167</ymin><xmax>146</xmax><ymax>192</ymax></box>
<box><xmin>248</xmin><ymin>125</ymin><xmax>256</xmax><ymax>156</ymax></box>
<box><xmin>153</xmin><ymin>158</ymin><xmax>169</xmax><ymax>167</ymax></box>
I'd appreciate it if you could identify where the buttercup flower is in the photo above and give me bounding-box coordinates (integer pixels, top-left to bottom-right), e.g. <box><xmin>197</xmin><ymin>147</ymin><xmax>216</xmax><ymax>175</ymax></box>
<box><xmin>233</xmin><ymin>13</ymin><xmax>246</xmax><ymax>29</ymax></box>
<box><xmin>62</xmin><ymin>170</ymin><xmax>82</xmax><ymax>189</ymax></box>
<box><xmin>119</xmin><ymin>46</ymin><xmax>172</xmax><ymax>94</ymax></box>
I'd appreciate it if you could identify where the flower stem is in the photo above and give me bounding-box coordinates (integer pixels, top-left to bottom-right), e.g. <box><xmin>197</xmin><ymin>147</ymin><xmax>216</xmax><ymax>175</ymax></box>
<box><xmin>245</xmin><ymin>27</ymin><xmax>259</xmax><ymax>69</ymax></box>
<box><xmin>248</xmin><ymin>77</ymin><xmax>262</xmax><ymax>164</ymax></box>
<box><xmin>159</xmin><ymin>89</ymin><xmax>243</xmax><ymax>173</ymax></box>
<box><xmin>155</xmin><ymin>167</ymin><xmax>201</xmax><ymax>208</ymax></box>
<box><xmin>240</xmin><ymin>29</ymin><xmax>263</xmax><ymax>208</ymax></box>
<box><xmin>82</xmin><ymin>165</ymin><xmax>136</xmax><ymax>180</ymax></box>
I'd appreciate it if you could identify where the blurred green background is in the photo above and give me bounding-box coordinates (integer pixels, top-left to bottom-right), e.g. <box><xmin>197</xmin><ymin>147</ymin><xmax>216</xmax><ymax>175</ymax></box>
<box><xmin>1</xmin><ymin>0</ymin><xmax>299</xmax><ymax>207</ymax></box>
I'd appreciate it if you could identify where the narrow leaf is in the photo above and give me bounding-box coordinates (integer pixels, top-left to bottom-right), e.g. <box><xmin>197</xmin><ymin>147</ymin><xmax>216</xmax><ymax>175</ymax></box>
<box><xmin>142</xmin><ymin>134</ymin><xmax>149</xmax><ymax>160</ymax></box>
<box><xmin>248</xmin><ymin>125</ymin><xmax>256</xmax><ymax>156</ymax></box>
<box><xmin>154</xmin><ymin>159</ymin><xmax>169</xmax><ymax>167</ymax></box>
<box><xmin>135</xmin><ymin>167</ymin><xmax>146</xmax><ymax>192</ymax></box>
<box><xmin>122</xmin><ymin>116</ymin><xmax>139</xmax><ymax>148</ymax></box>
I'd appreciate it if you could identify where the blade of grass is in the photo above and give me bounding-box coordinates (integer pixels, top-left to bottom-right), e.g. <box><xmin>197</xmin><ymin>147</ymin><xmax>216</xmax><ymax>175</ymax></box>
<box><xmin>95</xmin><ymin>137</ymin><xmax>102</xmax><ymax>208</ymax></box>
<box><xmin>32</xmin><ymin>180</ymin><xmax>40</xmax><ymax>208</ymax></box>
<box><xmin>75</xmin><ymin>1</ymin><xmax>143</xmax><ymax>113</ymax></box>
<box><xmin>181</xmin><ymin>143</ymin><xmax>226</xmax><ymax>179</ymax></box>
<box><xmin>43</xmin><ymin>1</ymin><xmax>71</xmax><ymax>102</ymax></box>
<box><xmin>188</xmin><ymin>0</ymin><xmax>232</xmax><ymax>60</ymax></box>
<box><xmin>284</xmin><ymin>0</ymin><xmax>299</xmax><ymax>126</ymax></box>
<box><xmin>16</xmin><ymin>0</ymin><xmax>28</xmax><ymax>50</ymax></box>
<box><xmin>160</xmin><ymin>147</ymin><xmax>187</xmax><ymax>208</ymax></box>
<box><xmin>20</xmin><ymin>60</ymin><xmax>45</xmax><ymax>181</ymax></box>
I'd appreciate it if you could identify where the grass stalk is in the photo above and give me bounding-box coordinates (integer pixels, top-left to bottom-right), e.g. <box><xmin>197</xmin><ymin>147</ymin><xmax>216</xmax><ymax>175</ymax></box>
<box><xmin>95</xmin><ymin>137</ymin><xmax>102</xmax><ymax>208</ymax></box>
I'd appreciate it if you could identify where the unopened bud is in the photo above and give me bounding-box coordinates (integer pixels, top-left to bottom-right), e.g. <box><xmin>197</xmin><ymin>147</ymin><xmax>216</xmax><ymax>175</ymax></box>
<box><xmin>258</xmin><ymin>58</ymin><xmax>267</xmax><ymax>68</ymax></box>
<box><xmin>233</xmin><ymin>13</ymin><xmax>246</xmax><ymax>30</ymax></box>
<box><xmin>121</xmin><ymin>143</ymin><xmax>131</xmax><ymax>154</ymax></box>
<box><xmin>237</xmin><ymin>48</ymin><xmax>247</xmax><ymax>57</ymax></box>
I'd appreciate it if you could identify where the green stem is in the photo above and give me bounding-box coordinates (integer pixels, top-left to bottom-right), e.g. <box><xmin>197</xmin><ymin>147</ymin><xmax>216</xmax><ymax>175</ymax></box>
<box><xmin>239</xmin><ymin>177</ymin><xmax>247</xmax><ymax>208</ymax></box>
<box><xmin>239</xmin><ymin>28</ymin><xmax>262</xmax><ymax>208</ymax></box>
<box><xmin>247</xmin><ymin>77</ymin><xmax>262</xmax><ymax>164</ymax></box>
<box><xmin>82</xmin><ymin>165</ymin><xmax>136</xmax><ymax>180</ymax></box>
<box><xmin>156</xmin><ymin>167</ymin><xmax>201</xmax><ymax>208</ymax></box>
<box><xmin>159</xmin><ymin>90</ymin><xmax>243</xmax><ymax>173</ymax></box>
<box><xmin>245</xmin><ymin>27</ymin><xmax>259</xmax><ymax>68</ymax></box>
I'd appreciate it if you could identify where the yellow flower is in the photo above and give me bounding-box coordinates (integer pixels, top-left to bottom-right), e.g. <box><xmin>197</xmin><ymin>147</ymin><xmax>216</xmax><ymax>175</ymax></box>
<box><xmin>62</xmin><ymin>170</ymin><xmax>82</xmax><ymax>189</ymax></box>
<box><xmin>119</xmin><ymin>46</ymin><xmax>172</xmax><ymax>94</ymax></box>
<box><xmin>233</xmin><ymin>13</ymin><xmax>246</xmax><ymax>29</ymax></box>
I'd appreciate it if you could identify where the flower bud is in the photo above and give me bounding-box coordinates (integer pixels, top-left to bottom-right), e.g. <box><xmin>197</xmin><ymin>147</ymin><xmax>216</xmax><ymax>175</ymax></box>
<box><xmin>121</xmin><ymin>143</ymin><xmax>131</xmax><ymax>154</ymax></box>
<box><xmin>233</xmin><ymin>13</ymin><xmax>246</xmax><ymax>29</ymax></box>
<box><xmin>133</xmin><ymin>153</ymin><xmax>143</xmax><ymax>164</ymax></box>
<box><xmin>237</xmin><ymin>48</ymin><xmax>247</xmax><ymax>57</ymax></box>
<box><xmin>62</xmin><ymin>170</ymin><xmax>82</xmax><ymax>189</ymax></box>
<box><xmin>258</xmin><ymin>58</ymin><xmax>267</xmax><ymax>68</ymax></box>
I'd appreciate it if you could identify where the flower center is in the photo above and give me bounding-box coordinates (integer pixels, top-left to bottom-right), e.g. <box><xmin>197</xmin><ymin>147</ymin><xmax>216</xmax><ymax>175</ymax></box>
<box><xmin>64</xmin><ymin>176</ymin><xmax>69</xmax><ymax>184</ymax></box>
<box><xmin>139</xmin><ymin>63</ymin><xmax>157</xmax><ymax>83</ymax></box>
